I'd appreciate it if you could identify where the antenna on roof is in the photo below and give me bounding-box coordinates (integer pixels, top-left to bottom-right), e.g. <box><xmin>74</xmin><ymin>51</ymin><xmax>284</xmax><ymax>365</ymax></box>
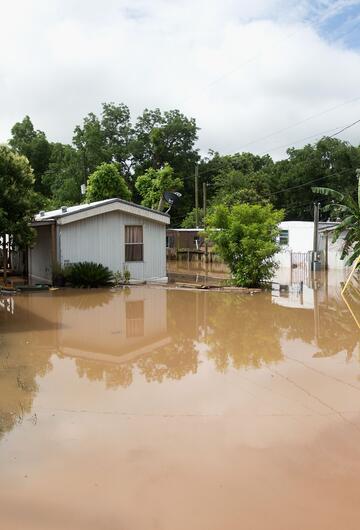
<box><xmin>163</xmin><ymin>191</ymin><xmax>182</xmax><ymax>214</ymax></box>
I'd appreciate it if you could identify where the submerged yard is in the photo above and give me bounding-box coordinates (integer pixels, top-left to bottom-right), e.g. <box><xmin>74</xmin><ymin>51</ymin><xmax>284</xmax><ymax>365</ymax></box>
<box><xmin>1</xmin><ymin>275</ymin><xmax>360</xmax><ymax>529</ymax></box>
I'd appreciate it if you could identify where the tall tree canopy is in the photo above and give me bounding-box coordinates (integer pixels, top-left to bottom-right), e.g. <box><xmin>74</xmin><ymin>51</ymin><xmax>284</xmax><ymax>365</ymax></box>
<box><xmin>0</xmin><ymin>145</ymin><xmax>37</xmax><ymax>281</ymax></box>
<box><xmin>9</xmin><ymin>116</ymin><xmax>51</xmax><ymax>196</ymax></box>
<box><xmin>7</xmin><ymin>106</ymin><xmax>360</xmax><ymax>227</ymax></box>
<box><xmin>42</xmin><ymin>143</ymin><xmax>83</xmax><ymax>207</ymax></box>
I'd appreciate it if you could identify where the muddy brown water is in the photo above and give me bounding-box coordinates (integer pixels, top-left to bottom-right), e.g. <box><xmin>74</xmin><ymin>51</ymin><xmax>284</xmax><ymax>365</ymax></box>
<box><xmin>1</xmin><ymin>273</ymin><xmax>360</xmax><ymax>530</ymax></box>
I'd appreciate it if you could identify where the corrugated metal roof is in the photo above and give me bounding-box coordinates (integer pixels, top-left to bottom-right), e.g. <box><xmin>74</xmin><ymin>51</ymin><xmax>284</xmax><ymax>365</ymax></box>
<box><xmin>34</xmin><ymin>198</ymin><xmax>170</xmax><ymax>224</ymax></box>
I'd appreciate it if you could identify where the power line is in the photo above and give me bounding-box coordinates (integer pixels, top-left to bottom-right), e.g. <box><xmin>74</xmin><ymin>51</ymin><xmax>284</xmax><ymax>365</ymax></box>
<box><xmin>261</xmin><ymin>123</ymin><xmax>350</xmax><ymax>155</ymax></box>
<box><xmin>188</xmin><ymin>9</ymin><xmax>360</xmax><ymax>155</ymax></box>
<box><xmin>263</xmin><ymin>117</ymin><xmax>360</xmax><ymax>156</ymax></box>
<box><xmin>205</xmin><ymin>166</ymin><xmax>355</xmax><ymax>195</ymax></box>
<box><xmin>269</xmin><ymin>166</ymin><xmax>356</xmax><ymax>197</ymax></box>
<box><xmin>238</xmin><ymin>96</ymin><xmax>360</xmax><ymax>151</ymax></box>
<box><xmin>181</xmin><ymin>3</ymin><xmax>340</xmax><ymax>106</ymax></box>
<box><xmin>329</xmin><ymin>118</ymin><xmax>360</xmax><ymax>138</ymax></box>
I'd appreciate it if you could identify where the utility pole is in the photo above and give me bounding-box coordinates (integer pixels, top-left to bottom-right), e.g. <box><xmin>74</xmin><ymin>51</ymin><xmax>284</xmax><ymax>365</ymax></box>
<box><xmin>203</xmin><ymin>181</ymin><xmax>207</xmax><ymax>222</ymax></box>
<box><xmin>195</xmin><ymin>165</ymin><xmax>199</xmax><ymax>228</ymax></box>
<box><xmin>203</xmin><ymin>181</ymin><xmax>208</xmax><ymax>262</ymax></box>
<box><xmin>311</xmin><ymin>202</ymin><xmax>321</xmax><ymax>271</ymax></box>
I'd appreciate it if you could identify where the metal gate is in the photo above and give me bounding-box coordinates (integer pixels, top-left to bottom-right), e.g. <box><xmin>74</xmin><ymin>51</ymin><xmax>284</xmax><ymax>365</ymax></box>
<box><xmin>290</xmin><ymin>251</ymin><xmax>311</xmax><ymax>284</ymax></box>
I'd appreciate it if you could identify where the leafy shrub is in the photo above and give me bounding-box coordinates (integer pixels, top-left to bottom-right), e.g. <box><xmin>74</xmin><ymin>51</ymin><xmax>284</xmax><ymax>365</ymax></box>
<box><xmin>206</xmin><ymin>203</ymin><xmax>284</xmax><ymax>287</ymax></box>
<box><xmin>123</xmin><ymin>268</ymin><xmax>131</xmax><ymax>284</ymax></box>
<box><xmin>67</xmin><ymin>262</ymin><xmax>113</xmax><ymax>288</ymax></box>
<box><xmin>52</xmin><ymin>262</ymin><xmax>71</xmax><ymax>287</ymax></box>
<box><xmin>113</xmin><ymin>271</ymin><xmax>123</xmax><ymax>287</ymax></box>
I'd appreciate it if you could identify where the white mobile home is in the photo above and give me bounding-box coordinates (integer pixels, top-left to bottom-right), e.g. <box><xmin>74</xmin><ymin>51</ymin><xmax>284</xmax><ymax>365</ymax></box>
<box><xmin>318</xmin><ymin>224</ymin><xmax>348</xmax><ymax>270</ymax></box>
<box><xmin>275</xmin><ymin>220</ymin><xmax>349</xmax><ymax>270</ymax></box>
<box><xmin>275</xmin><ymin>221</ymin><xmax>314</xmax><ymax>268</ymax></box>
<box><xmin>29</xmin><ymin>198</ymin><xmax>170</xmax><ymax>284</ymax></box>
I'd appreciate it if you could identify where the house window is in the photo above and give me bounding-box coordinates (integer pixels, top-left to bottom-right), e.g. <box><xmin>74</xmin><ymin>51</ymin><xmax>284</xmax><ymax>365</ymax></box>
<box><xmin>126</xmin><ymin>301</ymin><xmax>144</xmax><ymax>337</ymax></box>
<box><xmin>125</xmin><ymin>225</ymin><xmax>143</xmax><ymax>261</ymax></box>
<box><xmin>279</xmin><ymin>229</ymin><xmax>289</xmax><ymax>245</ymax></box>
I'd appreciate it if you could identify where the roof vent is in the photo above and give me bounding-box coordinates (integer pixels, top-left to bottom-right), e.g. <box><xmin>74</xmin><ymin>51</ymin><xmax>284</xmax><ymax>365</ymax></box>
<box><xmin>39</xmin><ymin>211</ymin><xmax>45</xmax><ymax>217</ymax></box>
<box><xmin>61</xmin><ymin>206</ymin><xmax>67</xmax><ymax>213</ymax></box>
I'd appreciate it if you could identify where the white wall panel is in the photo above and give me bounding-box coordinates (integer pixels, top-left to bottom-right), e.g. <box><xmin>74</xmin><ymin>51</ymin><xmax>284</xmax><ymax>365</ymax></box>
<box><xmin>59</xmin><ymin>211</ymin><xmax>167</xmax><ymax>281</ymax></box>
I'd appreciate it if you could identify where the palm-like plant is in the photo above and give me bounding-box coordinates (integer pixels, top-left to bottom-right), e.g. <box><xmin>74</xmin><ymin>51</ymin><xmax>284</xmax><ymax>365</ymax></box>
<box><xmin>312</xmin><ymin>170</ymin><xmax>360</xmax><ymax>266</ymax></box>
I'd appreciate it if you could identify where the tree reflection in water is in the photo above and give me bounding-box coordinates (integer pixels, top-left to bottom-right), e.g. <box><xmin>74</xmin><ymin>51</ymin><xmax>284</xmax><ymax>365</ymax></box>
<box><xmin>205</xmin><ymin>292</ymin><xmax>284</xmax><ymax>371</ymax></box>
<box><xmin>0</xmin><ymin>296</ymin><xmax>53</xmax><ymax>439</ymax></box>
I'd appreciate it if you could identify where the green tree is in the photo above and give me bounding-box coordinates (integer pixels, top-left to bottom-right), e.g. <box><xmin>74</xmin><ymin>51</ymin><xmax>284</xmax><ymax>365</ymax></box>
<box><xmin>42</xmin><ymin>143</ymin><xmax>83</xmax><ymax>207</ymax></box>
<box><xmin>73</xmin><ymin>103</ymin><xmax>135</xmax><ymax>185</ymax></box>
<box><xmin>85</xmin><ymin>163</ymin><xmax>131</xmax><ymax>203</ymax></box>
<box><xmin>181</xmin><ymin>208</ymin><xmax>204</xmax><ymax>228</ymax></box>
<box><xmin>134</xmin><ymin>109</ymin><xmax>198</xmax><ymax>222</ymax></box>
<box><xmin>198</xmin><ymin>151</ymin><xmax>274</xmax><ymax>212</ymax></box>
<box><xmin>0</xmin><ymin>146</ymin><xmax>37</xmax><ymax>282</ymax></box>
<box><xmin>313</xmin><ymin>170</ymin><xmax>360</xmax><ymax>265</ymax></box>
<box><xmin>73</xmin><ymin>112</ymin><xmax>109</xmax><ymax>181</ymax></box>
<box><xmin>135</xmin><ymin>163</ymin><xmax>183</xmax><ymax>210</ymax></box>
<box><xmin>206</xmin><ymin>203</ymin><xmax>284</xmax><ymax>287</ymax></box>
<box><xmin>271</xmin><ymin>138</ymin><xmax>360</xmax><ymax>220</ymax></box>
<box><xmin>101</xmin><ymin>102</ymin><xmax>135</xmax><ymax>182</ymax></box>
<box><xmin>133</xmin><ymin>109</ymin><xmax>199</xmax><ymax>174</ymax></box>
<box><xmin>9</xmin><ymin>116</ymin><xmax>51</xmax><ymax>195</ymax></box>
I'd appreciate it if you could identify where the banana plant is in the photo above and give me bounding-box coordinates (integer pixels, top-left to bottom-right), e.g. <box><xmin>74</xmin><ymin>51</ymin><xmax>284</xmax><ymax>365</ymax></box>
<box><xmin>312</xmin><ymin>170</ymin><xmax>360</xmax><ymax>266</ymax></box>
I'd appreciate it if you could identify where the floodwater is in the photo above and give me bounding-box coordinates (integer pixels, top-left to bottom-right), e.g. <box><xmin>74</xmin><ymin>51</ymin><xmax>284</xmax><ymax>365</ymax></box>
<box><xmin>1</xmin><ymin>272</ymin><xmax>360</xmax><ymax>530</ymax></box>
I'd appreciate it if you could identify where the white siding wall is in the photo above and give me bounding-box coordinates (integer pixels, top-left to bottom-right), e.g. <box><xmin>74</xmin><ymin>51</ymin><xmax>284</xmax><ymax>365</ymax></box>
<box><xmin>59</xmin><ymin>211</ymin><xmax>167</xmax><ymax>281</ymax></box>
<box><xmin>276</xmin><ymin>221</ymin><xmax>314</xmax><ymax>268</ymax></box>
<box><xmin>319</xmin><ymin>232</ymin><xmax>348</xmax><ymax>269</ymax></box>
<box><xmin>28</xmin><ymin>225</ymin><xmax>52</xmax><ymax>284</ymax></box>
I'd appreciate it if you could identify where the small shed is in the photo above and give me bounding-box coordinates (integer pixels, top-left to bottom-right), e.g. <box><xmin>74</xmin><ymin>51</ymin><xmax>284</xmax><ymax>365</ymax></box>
<box><xmin>29</xmin><ymin>198</ymin><xmax>170</xmax><ymax>284</ymax></box>
<box><xmin>318</xmin><ymin>224</ymin><xmax>349</xmax><ymax>269</ymax></box>
<box><xmin>166</xmin><ymin>228</ymin><xmax>206</xmax><ymax>257</ymax></box>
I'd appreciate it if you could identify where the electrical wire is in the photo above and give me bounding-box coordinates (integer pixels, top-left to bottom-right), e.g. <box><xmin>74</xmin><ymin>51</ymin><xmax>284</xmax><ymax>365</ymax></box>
<box><xmin>181</xmin><ymin>2</ymin><xmax>343</xmax><ymax>106</ymax></box>
<box><xmin>329</xmin><ymin>118</ymin><xmax>360</xmax><ymax>138</ymax></box>
<box><xmin>261</xmin><ymin>118</ymin><xmax>360</xmax><ymax>156</ymax></box>
<box><xmin>239</xmin><ymin>96</ymin><xmax>360</xmax><ymax>151</ymax></box>
<box><xmin>203</xmin><ymin>166</ymin><xmax>356</xmax><ymax>197</ymax></box>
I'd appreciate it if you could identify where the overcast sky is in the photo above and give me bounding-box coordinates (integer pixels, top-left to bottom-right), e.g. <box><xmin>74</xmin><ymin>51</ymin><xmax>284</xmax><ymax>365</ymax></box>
<box><xmin>1</xmin><ymin>0</ymin><xmax>360</xmax><ymax>159</ymax></box>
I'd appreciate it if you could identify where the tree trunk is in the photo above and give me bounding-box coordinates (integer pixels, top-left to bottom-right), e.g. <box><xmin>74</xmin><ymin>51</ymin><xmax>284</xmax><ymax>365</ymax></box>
<box><xmin>2</xmin><ymin>234</ymin><xmax>7</xmax><ymax>284</ymax></box>
<box><xmin>158</xmin><ymin>196</ymin><xmax>164</xmax><ymax>211</ymax></box>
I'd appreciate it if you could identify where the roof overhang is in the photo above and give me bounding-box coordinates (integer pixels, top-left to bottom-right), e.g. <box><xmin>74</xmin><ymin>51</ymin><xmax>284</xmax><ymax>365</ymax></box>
<box><xmin>34</xmin><ymin>199</ymin><xmax>170</xmax><ymax>226</ymax></box>
<box><xmin>30</xmin><ymin>220</ymin><xmax>56</xmax><ymax>227</ymax></box>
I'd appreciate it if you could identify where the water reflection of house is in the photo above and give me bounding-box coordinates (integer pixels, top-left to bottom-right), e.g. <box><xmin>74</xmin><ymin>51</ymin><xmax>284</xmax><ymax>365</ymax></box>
<box><xmin>58</xmin><ymin>288</ymin><xmax>170</xmax><ymax>365</ymax></box>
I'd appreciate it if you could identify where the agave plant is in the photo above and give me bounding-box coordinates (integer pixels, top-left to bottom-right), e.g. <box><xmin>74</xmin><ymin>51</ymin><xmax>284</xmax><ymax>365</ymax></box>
<box><xmin>67</xmin><ymin>262</ymin><xmax>113</xmax><ymax>288</ymax></box>
<box><xmin>312</xmin><ymin>170</ymin><xmax>360</xmax><ymax>266</ymax></box>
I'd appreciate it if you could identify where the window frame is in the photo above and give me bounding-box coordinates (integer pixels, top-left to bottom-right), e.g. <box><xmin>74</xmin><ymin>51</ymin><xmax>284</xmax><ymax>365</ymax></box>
<box><xmin>126</xmin><ymin>300</ymin><xmax>145</xmax><ymax>338</ymax></box>
<box><xmin>279</xmin><ymin>229</ymin><xmax>289</xmax><ymax>246</ymax></box>
<box><xmin>125</xmin><ymin>225</ymin><xmax>144</xmax><ymax>262</ymax></box>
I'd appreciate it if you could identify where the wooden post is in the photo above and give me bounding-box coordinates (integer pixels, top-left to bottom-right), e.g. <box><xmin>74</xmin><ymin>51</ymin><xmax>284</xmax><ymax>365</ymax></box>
<box><xmin>203</xmin><ymin>181</ymin><xmax>208</xmax><ymax>262</ymax></box>
<box><xmin>195</xmin><ymin>165</ymin><xmax>199</xmax><ymax>228</ymax></box>
<box><xmin>51</xmin><ymin>224</ymin><xmax>57</xmax><ymax>264</ymax></box>
<box><xmin>50</xmin><ymin>224</ymin><xmax>57</xmax><ymax>285</ymax></box>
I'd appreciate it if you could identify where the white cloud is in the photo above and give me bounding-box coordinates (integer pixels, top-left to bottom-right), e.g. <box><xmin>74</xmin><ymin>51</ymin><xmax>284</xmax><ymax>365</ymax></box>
<box><xmin>1</xmin><ymin>0</ymin><xmax>360</xmax><ymax>160</ymax></box>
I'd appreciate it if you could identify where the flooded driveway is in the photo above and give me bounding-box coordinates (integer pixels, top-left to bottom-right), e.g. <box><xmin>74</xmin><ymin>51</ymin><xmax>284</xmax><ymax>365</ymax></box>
<box><xmin>1</xmin><ymin>275</ymin><xmax>360</xmax><ymax>530</ymax></box>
